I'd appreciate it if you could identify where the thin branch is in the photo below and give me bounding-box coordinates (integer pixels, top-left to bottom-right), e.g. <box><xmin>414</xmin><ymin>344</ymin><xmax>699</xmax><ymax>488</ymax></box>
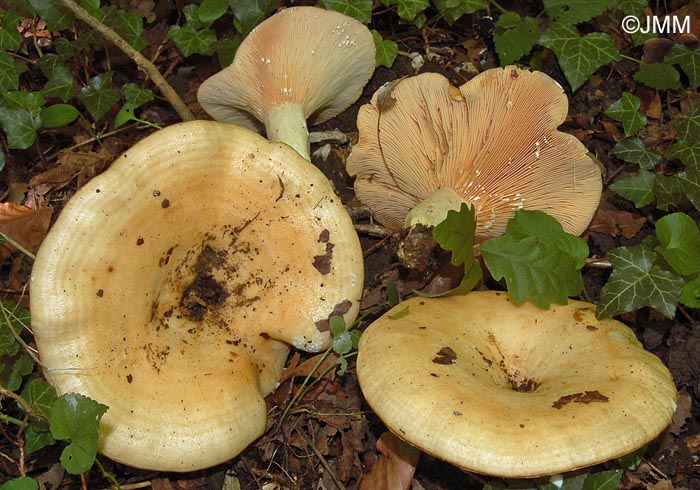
<box><xmin>58</xmin><ymin>0</ymin><xmax>196</xmax><ymax>122</ymax></box>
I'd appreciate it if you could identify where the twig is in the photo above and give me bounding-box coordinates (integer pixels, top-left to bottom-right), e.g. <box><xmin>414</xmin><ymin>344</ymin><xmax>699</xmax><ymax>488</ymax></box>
<box><xmin>57</xmin><ymin>0</ymin><xmax>195</xmax><ymax>122</ymax></box>
<box><xmin>296</xmin><ymin>428</ymin><xmax>346</xmax><ymax>490</ymax></box>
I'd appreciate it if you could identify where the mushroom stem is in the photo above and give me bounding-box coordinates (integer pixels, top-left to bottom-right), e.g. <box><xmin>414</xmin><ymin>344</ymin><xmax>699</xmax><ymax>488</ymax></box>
<box><xmin>264</xmin><ymin>104</ymin><xmax>311</xmax><ymax>160</ymax></box>
<box><xmin>404</xmin><ymin>187</ymin><xmax>468</xmax><ymax>228</ymax></box>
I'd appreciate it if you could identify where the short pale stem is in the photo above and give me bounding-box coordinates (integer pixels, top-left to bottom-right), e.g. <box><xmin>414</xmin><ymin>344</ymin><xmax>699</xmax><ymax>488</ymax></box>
<box><xmin>404</xmin><ymin>188</ymin><xmax>468</xmax><ymax>228</ymax></box>
<box><xmin>264</xmin><ymin>104</ymin><xmax>310</xmax><ymax>160</ymax></box>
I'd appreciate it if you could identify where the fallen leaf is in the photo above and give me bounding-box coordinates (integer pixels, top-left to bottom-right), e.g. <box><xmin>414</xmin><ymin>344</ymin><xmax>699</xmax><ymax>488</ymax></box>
<box><xmin>0</xmin><ymin>202</ymin><xmax>53</xmax><ymax>253</ymax></box>
<box><xmin>589</xmin><ymin>208</ymin><xmax>646</xmax><ymax>239</ymax></box>
<box><xmin>668</xmin><ymin>389</ymin><xmax>692</xmax><ymax>436</ymax></box>
<box><xmin>29</xmin><ymin>148</ymin><xmax>112</xmax><ymax>195</ymax></box>
<box><xmin>360</xmin><ymin>432</ymin><xmax>420</xmax><ymax>490</ymax></box>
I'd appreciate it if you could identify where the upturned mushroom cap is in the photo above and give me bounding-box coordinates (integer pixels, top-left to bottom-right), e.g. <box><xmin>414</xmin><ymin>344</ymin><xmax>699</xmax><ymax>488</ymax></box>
<box><xmin>346</xmin><ymin>68</ymin><xmax>602</xmax><ymax>237</ymax></box>
<box><xmin>356</xmin><ymin>291</ymin><xmax>677</xmax><ymax>478</ymax></box>
<box><xmin>197</xmin><ymin>6</ymin><xmax>376</xmax><ymax>159</ymax></box>
<box><xmin>30</xmin><ymin>121</ymin><xmax>363</xmax><ymax>471</ymax></box>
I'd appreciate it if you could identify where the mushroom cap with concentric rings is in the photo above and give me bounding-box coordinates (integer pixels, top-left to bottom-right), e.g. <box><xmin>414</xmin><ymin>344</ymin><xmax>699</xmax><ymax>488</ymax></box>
<box><xmin>356</xmin><ymin>291</ymin><xmax>677</xmax><ymax>477</ymax></box>
<box><xmin>30</xmin><ymin>121</ymin><xmax>363</xmax><ymax>471</ymax></box>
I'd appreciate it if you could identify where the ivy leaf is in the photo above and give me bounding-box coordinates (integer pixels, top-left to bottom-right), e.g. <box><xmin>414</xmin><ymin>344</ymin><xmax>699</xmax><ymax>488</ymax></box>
<box><xmin>372</xmin><ymin>30</ymin><xmax>398</xmax><ymax>69</ymax></box>
<box><xmin>101</xmin><ymin>7</ymin><xmax>148</xmax><ymax>51</ymax></box>
<box><xmin>123</xmin><ymin>83</ymin><xmax>154</xmax><ymax>108</ymax></box>
<box><xmin>432</xmin><ymin>0</ymin><xmax>487</xmax><ymax>25</ymax></box>
<box><xmin>0</xmin><ymin>10</ymin><xmax>24</xmax><ymax>51</ymax></box>
<box><xmin>654</xmin><ymin>212</ymin><xmax>700</xmax><ymax>276</ymax></box>
<box><xmin>479</xmin><ymin>210</ymin><xmax>586</xmax><ymax>308</ymax></box>
<box><xmin>678</xmin><ymin>169</ymin><xmax>700</xmax><ymax>211</ymax></box>
<box><xmin>214</xmin><ymin>37</ymin><xmax>241</xmax><ymax>67</ymax></box>
<box><xmin>654</xmin><ymin>174</ymin><xmax>688</xmax><ymax>211</ymax></box>
<box><xmin>199</xmin><ymin>0</ymin><xmax>230</xmax><ymax>24</ymax></box>
<box><xmin>666</xmin><ymin>141</ymin><xmax>700</xmax><ymax>170</ymax></box>
<box><xmin>538</xmin><ymin>23</ymin><xmax>620</xmax><ymax>91</ymax></box>
<box><xmin>582</xmin><ymin>469</ymin><xmax>623</xmax><ymax>489</ymax></box>
<box><xmin>0</xmin><ymin>300</ymin><xmax>29</xmax><ymax>357</ymax></box>
<box><xmin>229</xmin><ymin>0</ymin><xmax>280</xmax><ymax>36</ymax></box>
<box><xmin>41</xmin><ymin>64</ymin><xmax>74</xmax><ymax>102</ymax></box>
<box><xmin>382</xmin><ymin>0</ymin><xmax>430</xmax><ymax>23</ymax></box>
<box><xmin>665</xmin><ymin>43</ymin><xmax>700</xmax><ymax>90</ymax></box>
<box><xmin>433</xmin><ymin>203</ymin><xmax>476</xmax><ymax>267</ymax></box>
<box><xmin>21</xmin><ymin>380</ymin><xmax>59</xmax><ymax>420</ymax></box>
<box><xmin>322</xmin><ymin>0</ymin><xmax>372</xmax><ymax>23</ymax></box>
<box><xmin>680</xmin><ymin>277</ymin><xmax>700</xmax><ymax>308</ymax></box>
<box><xmin>0</xmin><ymin>477</ymin><xmax>39</xmax><ymax>490</ymax></box>
<box><xmin>633</xmin><ymin>62</ymin><xmax>681</xmax><ymax>91</ymax></box>
<box><xmin>605</xmin><ymin>92</ymin><xmax>646</xmax><ymax>137</ymax></box>
<box><xmin>494</xmin><ymin>13</ymin><xmax>540</xmax><ymax>66</ymax></box>
<box><xmin>50</xmin><ymin>393</ymin><xmax>108</xmax><ymax>475</ymax></box>
<box><xmin>0</xmin><ymin>106</ymin><xmax>42</xmax><ymax>149</ymax></box>
<box><xmin>609</xmin><ymin>169</ymin><xmax>655</xmax><ymax>207</ymax></box>
<box><xmin>28</xmin><ymin>0</ymin><xmax>74</xmax><ymax>30</ymax></box>
<box><xmin>542</xmin><ymin>0</ymin><xmax>613</xmax><ymax>25</ymax></box>
<box><xmin>0</xmin><ymin>52</ymin><xmax>28</xmax><ymax>93</ymax></box>
<box><xmin>597</xmin><ymin>244</ymin><xmax>684</xmax><ymax>319</ymax></box>
<box><xmin>78</xmin><ymin>73</ymin><xmax>120</xmax><ymax>121</ymax></box>
<box><xmin>674</xmin><ymin>107</ymin><xmax>700</xmax><ymax>145</ymax></box>
<box><xmin>41</xmin><ymin>104</ymin><xmax>79</xmax><ymax>128</ymax></box>
<box><xmin>610</xmin><ymin>137</ymin><xmax>662</xmax><ymax>169</ymax></box>
<box><xmin>24</xmin><ymin>423</ymin><xmax>56</xmax><ymax>454</ymax></box>
<box><xmin>3</xmin><ymin>91</ymin><xmax>45</xmax><ymax>110</ymax></box>
<box><xmin>0</xmin><ymin>353</ymin><xmax>33</xmax><ymax>392</ymax></box>
<box><xmin>168</xmin><ymin>24</ymin><xmax>217</xmax><ymax>57</ymax></box>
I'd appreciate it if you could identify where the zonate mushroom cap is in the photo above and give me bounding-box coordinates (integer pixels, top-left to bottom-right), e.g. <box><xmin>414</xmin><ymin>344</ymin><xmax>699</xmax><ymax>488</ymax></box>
<box><xmin>197</xmin><ymin>6</ymin><xmax>376</xmax><ymax>159</ymax></box>
<box><xmin>346</xmin><ymin>67</ymin><xmax>602</xmax><ymax>237</ymax></box>
<box><xmin>30</xmin><ymin>121</ymin><xmax>363</xmax><ymax>472</ymax></box>
<box><xmin>356</xmin><ymin>291</ymin><xmax>677</xmax><ymax>478</ymax></box>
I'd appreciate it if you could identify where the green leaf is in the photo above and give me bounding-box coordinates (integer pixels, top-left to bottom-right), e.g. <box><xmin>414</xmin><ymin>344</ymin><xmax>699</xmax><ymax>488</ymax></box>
<box><xmin>667</xmin><ymin>140</ymin><xmax>700</xmax><ymax>170</ymax></box>
<box><xmin>538</xmin><ymin>23</ymin><xmax>620</xmax><ymax>91</ymax></box>
<box><xmin>3</xmin><ymin>91</ymin><xmax>45</xmax><ymax>110</ymax></box>
<box><xmin>680</xmin><ymin>276</ymin><xmax>700</xmax><ymax>308</ymax></box>
<box><xmin>0</xmin><ymin>10</ymin><xmax>24</xmax><ymax>51</ymax></box>
<box><xmin>674</xmin><ymin>107</ymin><xmax>700</xmax><ymax>145</ymax></box>
<box><xmin>479</xmin><ymin>210</ymin><xmax>586</xmax><ymax>308</ymax></box>
<box><xmin>24</xmin><ymin>423</ymin><xmax>56</xmax><ymax>454</ymax></box>
<box><xmin>101</xmin><ymin>7</ymin><xmax>148</xmax><ymax>51</ymax></box>
<box><xmin>0</xmin><ymin>52</ymin><xmax>28</xmax><ymax>92</ymax></box>
<box><xmin>329</xmin><ymin>315</ymin><xmax>347</xmax><ymax>337</ymax></box>
<box><xmin>654</xmin><ymin>174</ymin><xmax>688</xmax><ymax>211</ymax></box>
<box><xmin>0</xmin><ymin>300</ymin><xmax>29</xmax><ymax>357</ymax></box>
<box><xmin>229</xmin><ymin>0</ymin><xmax>280</xmax><ymax>36</ymax></box>
<box><xmin>168</xmin><ymin>24</ymin><xmax>217</xmax><ymax>57</ymax></box>
<box><xmin>633</xmin><ymin>62</ymin><xmax>681</xmax><ymax>91</ymax></box>
<box><xmin>655</xmin><ymin>212</ymin><xmax>700</xmax><ymax>276</ymax></box>
<box><xmin>0</xmin><ymin>106</ymin><xmax>41</xmax><ymax>149</ymax></box>
<box><xmin>322</xmin><ymin>0</ymin><xmax>372</xmax><ymax>23</ymax></box>
<box><xmin>543</xmin><ymin>0</ymin><xmax>613</xmax><ymax>25</ymax></box>
<box><xmin>609</xmin><ymin>169</ymin><xmax>655</xmax><ymax>207</ymax></box>
<box><xmin>41</xmin><ymin>63</ymin><xmax>75</xmax><ymax>102</ymax></box>
<box><xmin>381</xmin><ymin>0</ymin><xmax>429</xmax><ymax>23</ymax></box>
<box><xmin>333</xmin><ymin>331</ymin><xmax>354</xmax><ymax>356</ymax></box>
<box><xmin>50</xmin><ymin>393</ymin><xmax>108</xmax><ymax>475</ymax></box>
<box><xmin>494</xmin><ymin>14</ymin><xmax>540</xmax><ymax>66</ymax></box>
<box><xmin>582</xmin><ymin>469</ymin><xmax>623</xmax><ymax>490</ymax></box>
<box><xmin>28</xmin><ymin>0</ymin><xmax>74</xmax><ymax>30</ymax></box>
<box><xmin>78</xmin><ymin>73</ymin><xmax>120</xmax><ymax>121</ymax></box>
<box><xmin>0</xmin><ymin>477</ymin><xmax>39</xmax><ymax>490</ymax></box>
<box><xmin>123</xmin><ymin>83</ymin><xmax>154</xmax><ymax>108</ymax></box>
<box><xmin>665</xmin><ymin>43</ymin><xmax>700</xmax><ymax>90</ymax></box>
<box><xmin>215</xmin><ymin>37</ymin><xmax>241</xmax><ymax>67</ymax></box>
<box><xmin>678</xmin><ymin>169</ymin><xmax>700</xmax><ymax>211</ymax></box>
<box><xmin>372</xmin><ymin>30</ymin><xmax>398</xmax><ymax>69</ymax></box>
<box><xmin>433</xmin><ymin>203</ymin><xmax>476</xmax><ymax>267</ymax></box>
<box><xmin>610</xmin><ymin>137</ymin><xmax>661</xmax><ymax>169</ymax></box>
<box><xmin>432</xmin><ymin>0</ymin><xmax>487</xmax><ymax>25</ymax></box>
<box><xmin>199</xmin><ymin>0</ymin><xmax>230</xmax><ymax>23</ymax></box>
<box><xmin>0</xmin><ymin>151</ymin><xmax>5</xmax><ymax>172</ymax></box>
<box><xmin>597</xmin><ymin>244</ymin><xmax>684</xmax><ymax>319</ymax></box>
<box><xmin>0</xmin><ymin>353</ymin><xmax>34</xmax><ymax>392</ymax></box>
<box><xmin>616</xmin><ymin>446</ymin><xmax>646</xmax><ymax>470</ymax></box>
<box><xmin>604</xmin><ymin>92</ymin><xmax>646</xmax><ymax>137</ymax></box>
<box><xmin>41</xmin><ymin>104</ymin><xmax>79</xmax><ymax>128</ymax></box>
<box><xmin>21</xmin><ymin>380</ymin><xmax>59</xmax><ymax>419</ymax></box>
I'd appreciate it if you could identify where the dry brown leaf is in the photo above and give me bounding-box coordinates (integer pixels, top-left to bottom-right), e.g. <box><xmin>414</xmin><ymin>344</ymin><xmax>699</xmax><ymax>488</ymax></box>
<box><xmin>280</xmin><ymin>352</ymin><xmax>339</xmax><ymax>384</ymax></box>
<box><xmin>589</xmin><ymin>208</ymin><xmax>646</xmax><ymax>239</ymax></box>
<box><xmin>0</xmin><ymin>202</ymin><xmax>53</xmax><ymax>253</ymax></box>
<box><xmin>668</xmin><ymin>389</ymin><xmax>692</xmax><ymax>436</ymax></box>
<box><xmin>360</xmin><ymin>432</ymin><xmax>420</xmax><ymax>490</ymax></box>
<box><xmin>30</xmin><ymin>148</ymin><xmax>112</xmax><ymax>195</ymax></box>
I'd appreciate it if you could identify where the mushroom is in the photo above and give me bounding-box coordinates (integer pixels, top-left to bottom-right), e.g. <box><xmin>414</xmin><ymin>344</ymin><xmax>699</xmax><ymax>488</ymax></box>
<box><xmin>197</xmin><ymin>6</ymin><xmax>376</xmax><ymax>160</ymax></box>
<box><xmin>346</xmin><ymin>67</ymin><xmax>602</xmax><ymax>237</ymax></box>
<box><xmin>356</xmin><ymin>291</ymin><xmax>677</xmax><ymax>478</ymax></box>
<box><xmin>30</xmin><ymin>121</ymin><xmax>364</xmax><ymax>471</ymax></box>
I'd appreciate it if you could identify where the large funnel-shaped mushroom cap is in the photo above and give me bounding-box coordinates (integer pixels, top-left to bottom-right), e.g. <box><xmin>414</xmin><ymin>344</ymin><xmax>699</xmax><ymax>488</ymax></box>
<box><xmin>347</xmin><ymin>68</ymin><xmax>602</xmax><ymax>237</ymax></box>
<box><xmin>197</xmin><ymin>6</ymin><xmax>375</xmax><ymax>159</ymax></box>
<box><xmin>357</xmin><ymin>292</ymin><xmax>677</xmax><ymax>478</ymax></box>
<box><xmin>30</xmin><ymin>121</ymin><xmax>363</xmax><ymax>471</ymax></box>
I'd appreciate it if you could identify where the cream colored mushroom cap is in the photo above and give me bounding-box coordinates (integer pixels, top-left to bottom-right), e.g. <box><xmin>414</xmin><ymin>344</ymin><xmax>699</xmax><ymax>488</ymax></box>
<box><xmin>196</xmin><ymin>6</ymin><xmax>376</xmax><ymax>131</ymax></box>
<box><xmin>30</xmin><ymin>121</ymin><xmax>363</xmax><ymax>471</ymax></box>
<box><xmin>347</xmin><ymin>67</ymin><xmax>602</xmax><ymax>237</ymax></box>
<box><xmin>356</xmin><ymin>291</ymin><xmax>677</xmax><ymax>478</ymax></box>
